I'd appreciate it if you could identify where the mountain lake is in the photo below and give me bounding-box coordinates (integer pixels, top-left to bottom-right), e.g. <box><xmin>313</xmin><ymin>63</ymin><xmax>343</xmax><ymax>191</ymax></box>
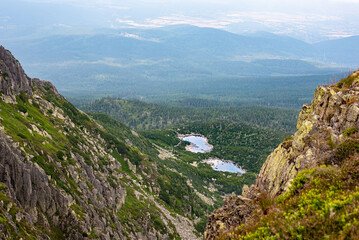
<box><xmin>181</xmin><ymin>135</ymin><xmax>213</xmax><ymax>153</ymax></box>
<box><xmin>202</xmin><ymin>158</ymin><xmax>246</xmax><ymax>174</ymax></box>
<box><xmin>180</xmin><ymin>134</ymin><xmax>246</xmax><ymax>174</ymax></box>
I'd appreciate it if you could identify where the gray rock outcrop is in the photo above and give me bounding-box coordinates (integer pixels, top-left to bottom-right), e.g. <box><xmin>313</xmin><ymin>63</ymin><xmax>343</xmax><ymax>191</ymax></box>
<box><xmin>0</xmin><ymin>46</ymin><xmax>32</xmax><ymax>96</ymax></box>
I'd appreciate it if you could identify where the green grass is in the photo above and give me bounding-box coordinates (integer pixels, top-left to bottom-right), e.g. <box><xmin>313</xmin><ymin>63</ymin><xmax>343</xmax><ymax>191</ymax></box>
<box><xmin>117</xmin><ymin>187</ymin><xmax>174</xmax><ymax>236</ymax></box>
<box><xmin>0</xmin><ymin>184</ymin><xmax>42</xmax><ymax>240</ymax></box>
<box><xmin>70</xmin><ymin>204</ymin><xmax>85</xmax><ymax>221</ymax></box>
<box><xmin>337</xmin><ymin>74</ymin><xmax>358</xmax><ymax>88</ymax></box>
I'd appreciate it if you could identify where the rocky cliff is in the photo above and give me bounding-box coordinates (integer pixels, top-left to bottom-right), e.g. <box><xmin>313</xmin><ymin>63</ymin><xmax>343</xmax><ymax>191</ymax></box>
<box><xmin>205</xmin><ymin>70</ymin><xmax>359</xmax><ymax>239</ymax></box>
<box><xmin>0</xmin><ymin>46</ymin><xmax>32</xmax><ymax>98</ymax></box>
<box><xmin>0</xmin><ymin>46</ymin><xmax>205</xmax><ymax>239</ymax></box>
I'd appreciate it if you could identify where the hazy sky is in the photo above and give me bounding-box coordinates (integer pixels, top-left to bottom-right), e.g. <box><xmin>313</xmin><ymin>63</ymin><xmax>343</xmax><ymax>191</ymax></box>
<box><xmin>1</xmin><ymin>0</ymin><xmax>359</xmax><ymax>42</ymax></box>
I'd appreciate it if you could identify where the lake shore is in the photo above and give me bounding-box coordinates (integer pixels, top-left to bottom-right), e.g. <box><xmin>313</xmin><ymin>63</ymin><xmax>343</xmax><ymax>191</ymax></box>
<box><xmin>177</xmin><ymin>133</ymin><xmax>213</xmax><ymax>153</ymax></box>
<box><xmin>202</xmin><ymin>157</ymin><xmax>246</xmax><ymax>174</ymax></box>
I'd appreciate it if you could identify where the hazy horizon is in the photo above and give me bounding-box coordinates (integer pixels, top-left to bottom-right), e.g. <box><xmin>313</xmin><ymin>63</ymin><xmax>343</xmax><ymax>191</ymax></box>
<box><xmin>1</xmin><ymin>0</ymin><xmax>359</xmax><ymax>43</ymax></box>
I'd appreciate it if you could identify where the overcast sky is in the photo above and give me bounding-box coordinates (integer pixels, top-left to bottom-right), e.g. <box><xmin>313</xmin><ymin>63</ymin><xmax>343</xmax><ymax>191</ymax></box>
<box><xmin>1</xmin><ymin>0</ymin><xmax>359</xmax><ymax>42</ymax></box>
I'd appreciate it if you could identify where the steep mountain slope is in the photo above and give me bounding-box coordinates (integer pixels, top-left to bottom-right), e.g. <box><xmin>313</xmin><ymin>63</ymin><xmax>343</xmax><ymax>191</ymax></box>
<box><xmin>0</xmin><ymin>46</ymin><xmax>222</xmax><ymax>239</ymax></box>
<box><xmin>205</xmin><ymin>70</ymin><xmax>359</xmax><ymax>239</ymax></box>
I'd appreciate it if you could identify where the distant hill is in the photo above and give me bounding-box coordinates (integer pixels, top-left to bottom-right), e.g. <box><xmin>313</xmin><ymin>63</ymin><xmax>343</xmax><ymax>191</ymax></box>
<box><xmin>314</xmin><ymin>35</ymin><xmax>359</xmax><ymax>66</ymax></box>
<box><xmin>4</xmin><ymin>25</ymin><xmax>323</xmax><ymax>62</ymax></box>
<box><xmin>2</xmin><ymin>25</ymin><xmax>355</xmax><ymax>101</ymax></box>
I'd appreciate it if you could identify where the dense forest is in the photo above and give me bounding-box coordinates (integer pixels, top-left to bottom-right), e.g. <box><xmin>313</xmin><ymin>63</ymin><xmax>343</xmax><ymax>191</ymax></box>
<box><xmin>175</xmin><ymin>120</ymin><xmax>287</xmax><ymax>173</ymax></box>
<box><xmin>83</xmin><ymin>98</ymin><xmax>294</xmax><ymax>191</ymax></box>
<box><xmin>79</xmin><ymin>97</ymin><xmax>299</xmax><ymax>132</ymax></box>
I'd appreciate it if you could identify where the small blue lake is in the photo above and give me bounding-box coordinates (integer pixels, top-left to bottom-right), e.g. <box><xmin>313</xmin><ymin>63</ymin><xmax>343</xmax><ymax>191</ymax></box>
<box><xmin>180</xmin><ymin>135</ymin><xmax>246</xmax><ymax>174</ymax></box>
<box><xmin>213</xmin><ymin>161</ymin><xmax>245</xmax><ymax>174</ymax></box>
<box><xmin>203</xmin><ymin>158</ymin><xmax>246</xmax><ymax>174</ymax></box>
<box><xmin>182</xmin><ymin>135</ymin><xmax>213</xmax><ymax>153</ymax></box>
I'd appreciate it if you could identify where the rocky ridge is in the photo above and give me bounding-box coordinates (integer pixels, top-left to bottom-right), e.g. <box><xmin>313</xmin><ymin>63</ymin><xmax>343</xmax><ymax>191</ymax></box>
<box><xmin>0</xmin><ymin>46</ymin><xmax>32</xmax><ymax>100</ymax></box>
<box><xmin>0</xmin><ymin>46</ymin><xmax>203</xmax><ymax>239</ymax></box>
<box><xmin>204</xmin><ymin>70</ymin><xmax>359</xmax><ymax>239</ymax></box>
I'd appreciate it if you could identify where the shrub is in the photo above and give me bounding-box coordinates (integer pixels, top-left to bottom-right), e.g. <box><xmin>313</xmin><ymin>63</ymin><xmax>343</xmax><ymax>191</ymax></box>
<box><xmin>1</xmin><ymin>72</ymin><xmax>8</xmax><ymax>79</ymax></box>
<box><xmin>19</xmin><ymin>91</ymin><xmax>27</xmax><ymax>103</ymax></box>
<box><xmin>56</xmin><ymin>150</ymin><xmax>64</xmax><ymax>160</ymax></box>
<box><xmin>342</xmin><ymin>127</ymin><xmax>358</xmax><ymax>137</ymax></box>
<box><xmin>194</xmin><ymin>217</ymin><xmax>208</xmax><ymax>233</ymax></box>
<box><xmin>228</xmin><ymin>163</ymin><xmax>359</xmax><ymax>240</ymax></box>
<box><xmin>326</xmin><ymin>133</ymin><xmax>335</xmax><ymax>149</ymax></box>
<box><xmin>17</xmin><ymin>104</ymin><xmax>27</xmax><ymax>113</ymax></box>
<box><xmin>17</xmin><ymin>133</ymin><xmax>27</xmax><ymax>139</ymax></box>
<box><xmin>337</xmin><ymin>75</ymin><xmax>357</xmax><ymax>88</ymax></box>
<box><xmin>334</xmin><ymin>140</ymin><xmax>359</xmax><ymax>162</ymax></box>
<box><xmin>284</xmin><ymin>135</ymin><xmax>293</xmax><ymax>142</ymax></box>
<box><xmin>32</xmin><ymin>102</ymin><xmax>40</xmax><ymax>109</ymax></box>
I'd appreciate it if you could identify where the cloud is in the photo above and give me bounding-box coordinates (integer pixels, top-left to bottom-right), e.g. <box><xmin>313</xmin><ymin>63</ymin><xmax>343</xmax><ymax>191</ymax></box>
<box><xmin>119</xmin><ymin>32</ymin><xmax>160</xmax><ymax>42</ymax></box>
<box><xmin>23</xmin><ymin>0</ymin><xmax>129</xmax><ymax>9</ymax></box>
<box><xmin>330</xmin><ymin>0</ymin><xmax>359</xmax><ymax>2</ymax></box>
<box><xmin>13</xmin><ymin>0</ymin><xmax>359</xmax><ymax>42</ymax></box>
<box><xmin>27</xmin><ymin>58</ymin><xmax>170</xmax><ymax>68</ymax></box>
<box><xmin>115</xmin><ymin>11</ymin><xmax>340</xmax><ymax>30</ymax></box>
<box><xmin>107</xmin><ymin>5</ymin><xmax>129</xmax><ymax>10</ymax></box>
<box><xmin>0</xmin><ymin>16</ymin><xmax>10</xmax><ymax>22</ymax></box>
<box><xmin>116</xmin><ymin>18</ymin><xmax>160</xmax><ymax>28</ymax></box>
<box><xmin>117</xmin><ymin>15</ymin><xmax>235</xmax><ymax>29</ymax></box>
<box><xmin>113</xmin><ymin>11</ymin><xmax>358</xmax><ymax>42</ymax></box>
<box><xmin>53</xmin><ymin>23</ymin><xmax>72</xmax><ymax>28</ymax></box>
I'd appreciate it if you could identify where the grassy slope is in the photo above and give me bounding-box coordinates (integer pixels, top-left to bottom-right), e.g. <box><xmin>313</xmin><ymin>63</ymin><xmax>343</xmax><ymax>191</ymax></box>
<box><xmin>0</xmin><ymin>87</ymin><xmax>182</xmax><ymax>238</ymax></box>
<box><xmin>223</xmin><ymin>152</ymin><xmax>359</xmax><ymax>239</ymax></box>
